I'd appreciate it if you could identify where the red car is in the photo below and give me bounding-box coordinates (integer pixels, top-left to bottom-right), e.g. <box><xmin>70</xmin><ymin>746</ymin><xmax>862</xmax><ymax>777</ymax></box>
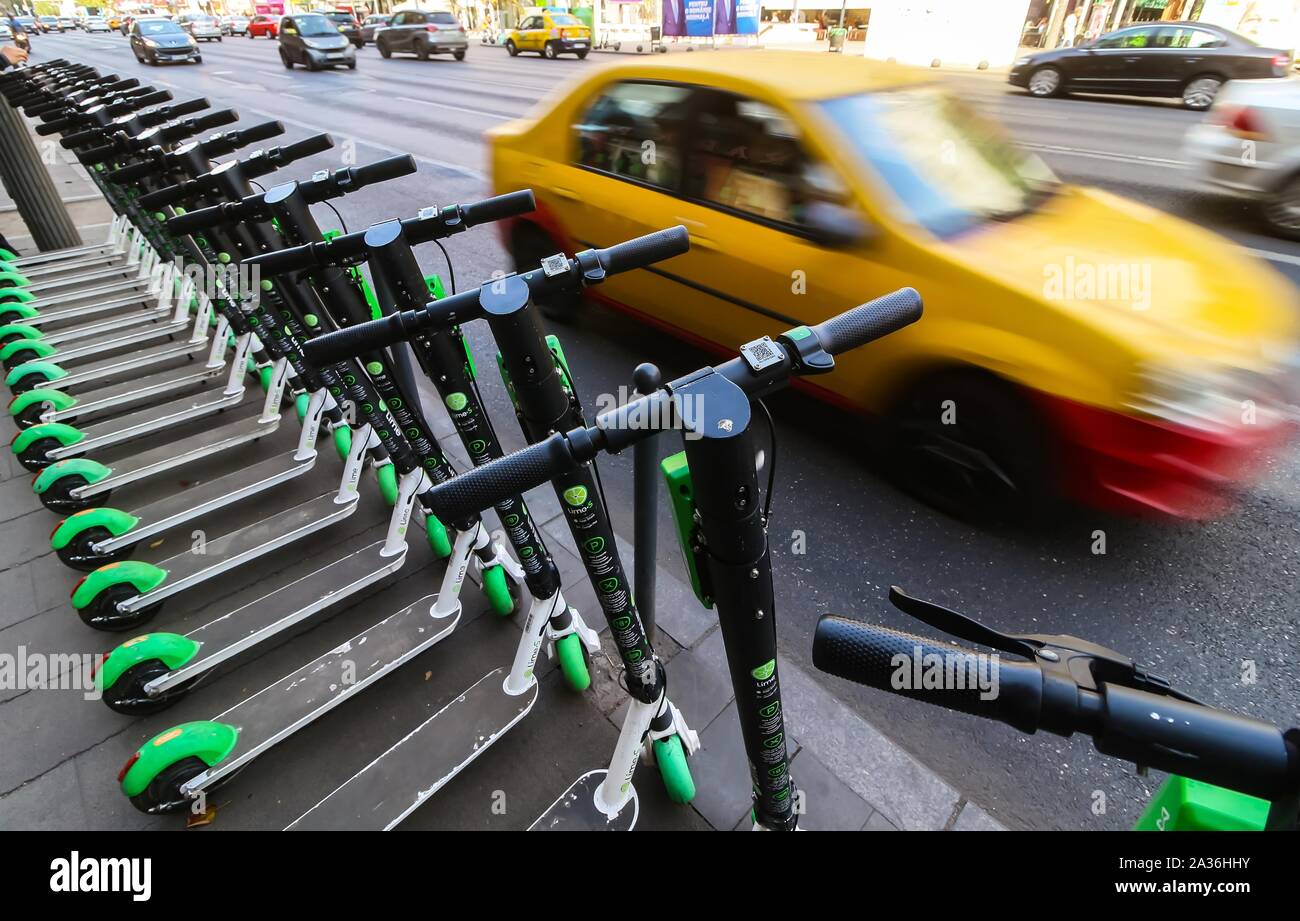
<box><xmin>246</xmin><ymin>14</ymin><xmax>279</xmax><ymax>38</ymax></box>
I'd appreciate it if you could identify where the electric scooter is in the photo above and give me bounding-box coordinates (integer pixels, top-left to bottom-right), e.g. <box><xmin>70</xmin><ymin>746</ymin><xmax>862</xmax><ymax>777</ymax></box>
<box><xmin>355</xmin><ymin>282</ymin><xmax>924</xmax><ymax>830</ymax></box>
<box><xmin>812</xmin><ymin>596</ymin><xmax>1300</xmax><ymax>831</ymax></box>
<box><xmin>288</xmin><ymin>227</ymin><xmax>710</xmax><ymax>829</ymax></box>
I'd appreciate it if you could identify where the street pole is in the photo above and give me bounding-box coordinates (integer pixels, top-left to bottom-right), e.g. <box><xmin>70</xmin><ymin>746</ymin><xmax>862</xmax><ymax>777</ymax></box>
<box><xmin>0</xmin><ymin>91</ymin><xmax>82</xmax><ymax>252</ymax></box>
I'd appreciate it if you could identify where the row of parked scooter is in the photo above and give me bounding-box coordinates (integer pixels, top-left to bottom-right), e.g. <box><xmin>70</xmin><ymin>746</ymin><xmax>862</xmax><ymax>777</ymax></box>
<box><xmin>0</xmin><ymin>58</ymin><xmax>927</xmax><ymax>831</ymax></box>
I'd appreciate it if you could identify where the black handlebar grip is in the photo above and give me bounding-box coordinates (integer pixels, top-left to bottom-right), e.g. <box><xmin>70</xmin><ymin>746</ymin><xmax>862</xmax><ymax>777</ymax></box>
<box><xmin>105</xmin><ymin>157</ymin><xmax>161</xmax><ymax>184</ymax></box>
<box><xmin>129</xmin><ymin>89</ymin><xmax>174</xmax><ymax>111</ymax></box>
<box><xmin>167</xmin><ymin>205</ymin><xmax>227</xmax><ymax>236</ymax></box>
<box><xmin>230</xmin><ymin>120</ymin><xmax>284</xmax><ymax>148</ymax></box>
<box><xmin>812</xmin><ymin>615</ymin><xmax>1044</xmax><ymax>734</ymax></box>
<box><xmin>78</xmin><ymin>142</ymin><xmax>119</xmax><ymax>165</ymax></box>
<box><xmin>159</xmin><ymin>97</ymin><xmax>210</xmax><ymax>121</ymax></box>
<box><xmin>348</xmin><ymin>154</ymin><xmax>417</xmax><ymax>190</ymax></box>
<box><xmin>277</xmin><ymin>133</ymin><xmax>334</xmax><ymax>163</ymax></box>
<box><xmin>460</xmin><ymin>189</ymin><xmax>536</xmax><ymax>227</ymax></box>
<box><xmin>809</xmin><ymin>287</ymin><xmax>923</xmax><ymax>356</ymax></box>
<box><xmin>160</xmin><ymin>109</ymin><xmax>237</xmax><ymax>142</ymax></box>
<box><xmin>136</xmin><ymin>181</ymin><xmax>192</xmax><ymax>212</ymax></box>
<box><xmin>300</xmin><ymin>312</ymin><xmax>408</xmax><ymax>368</ymax></box>
<box><xmin>594</xmin><ymin>225</ymin><xmax>690</xmax><ymax>275</ymax></box>
<box><xmin>242</xmin><ymin>241</ymin><xmax>319</xmax><ymax>279</ymax></box>
<box><xmin>101</xmin><ymin>77</ymin><xmax>141</xmax><ymax>95</ymax></box>
<box><xmin>424</xmin><ymin>434</ymin><xmax>580</xmax><ymax>523</ymax></box>
<box><xmin>59</xmin><ymin>125</ymin><xmax>107</xmax><ymax>147</ymax></box>
<box><xmin>36</xmin><ymin>118</ymin><xmax>75</xmax><ymax>137</ymax></box>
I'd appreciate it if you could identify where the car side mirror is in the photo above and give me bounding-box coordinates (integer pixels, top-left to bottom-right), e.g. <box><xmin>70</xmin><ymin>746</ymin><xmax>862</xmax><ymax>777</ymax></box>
<box><xmin>802</xmin><ymin>201</ymin><xmax>873</xmax><ymax>248</ymax></box>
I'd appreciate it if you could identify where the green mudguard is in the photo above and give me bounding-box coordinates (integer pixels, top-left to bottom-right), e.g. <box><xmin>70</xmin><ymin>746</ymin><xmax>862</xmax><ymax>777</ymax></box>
<box><xmin>119</xmin><ymin>721</ymin><xmax>239</xmax><ymax>798</ymax></box>
<box><xmin>6</xmin><ymin>360</ymin><xmax>68</xmax><ymax>389</ymax></box>
<box><xmin>71</xmin><ymin>561</ymin><xmax>167</xmax><ymax>611</ymax></box>
<box><xmin>98</xmin><ymin>633</ymin><xmax>199</xmax><ymax>692</ymax></box>
<box><xmin>12</xmin><ymin>422</ymin><xmax>84</xmax><ymax>456</ymax></box>
<box><xmin>51</xmin><ymin>507</ymin><xmax>140</xmax><ymax>551</ymax></box>
<box><xmin>9</xmin><ymin>388</ymin><xmax>77</xmax><ymax>418</ymax></box>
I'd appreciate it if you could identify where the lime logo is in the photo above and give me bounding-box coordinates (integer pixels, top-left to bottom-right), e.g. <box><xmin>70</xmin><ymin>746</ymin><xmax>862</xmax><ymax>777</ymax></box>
<box><xmin>469</xmin><ymin>439</ymin><xmax>487</xmax><ymax>454</ymax></box>
<box><xmin>751</xmin><ymin>659</ymin><xmax>776</xmax><ymax>681</ymax></box>
<box><xmin>304</xmin><ymin>314</ymin><xmax>319</xmax><ymax>328</ymax></box>
<box><xmin>260</xmin><ymin>279</ymin><xmax>272</xmax><ymax>291</ymax></box>
<box><xmin>613</xmin><ymin>616</ymin><xmax>632</xmax><ymax>630</ymax></box>
<box><xmin>584</xmin><ymin>536</ymin><xmax>605</xmax><ymax>554</ymax></box>
<box><xmin>598</xmin><ymin>577</ymin><xmax>619</xmax><ymax>593</ymax></box>
<box><xmin>760</xmin><ymin>701</ymin><xmax>780</xmax><ymax>719</ymax></box>
<box><xmin>504</xmin><ymin>514</ymin><xmax>520</xmax><ymax>527</ymax></box>
<box><xmin>366</xmin><ymin>361</ymin><xmax>383</xmax><ymax>376</ymax></box>
<box><xmin>445</xmin><ymin>392</ymin><xmax>468</xmax><ymax>411</ymax></box>
<box><xmin>563</xmin><ymin>486</ymin><xmax>588</xmax><ymax>507</ymax></box>
<box><xmin>763</xmin><ymin>733</ymin><xmax>784</xmax><ymax>750</ymax></box>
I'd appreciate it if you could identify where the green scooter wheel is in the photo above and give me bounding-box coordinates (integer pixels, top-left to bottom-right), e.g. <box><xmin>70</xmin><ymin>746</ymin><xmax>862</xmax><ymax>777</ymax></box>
<box><xmin>425</xmin><ymin>516</ymin><xmax>451</xmax><ymax>559</ymax></box>
<box><xmin>332</xmin><ymin>424</ymin><xmax>352</xmax><ymax>460</ymax></box>
<box><xmin>481</xmin><ymin>564</ymin><xmax>515</xmax><ymax>616</ymax></box>
<box><xmin>554</xmin><ymin>633</ymin><xmax>591</xmax><ymax>692</ymax></box>
<box><xmin>653</xmin><ymin>735</ymin><xmax>696</xmax><ymax>804</ymax></box>
<box><xmin>294</xmin><ymin>392</ymin><xmax>310</xmax><ymax>423</ymax></box>
<box><xmin>56</xmin><ymin>525</ymin><xmax>130</xmax><ymax>572</ymax></box>
<box><xmin>128</xmin><ymin>757</ymin><xmax>208</xmax><ymax>815</ymax></box>
<box><xmin>258</xmin><ymin>364</ymin><xmax>275</xmax><ymax>391</ymax></box>
<box><xmin>376</xmin><ymin>463</ymin><xmax>399</xmax><ymax>507</ymax></box>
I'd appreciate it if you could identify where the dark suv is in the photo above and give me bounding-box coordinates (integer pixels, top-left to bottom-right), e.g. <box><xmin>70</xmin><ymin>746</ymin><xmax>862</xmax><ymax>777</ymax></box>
<box><xmin>376</xmin><ymin>9</ymin><xmax>467</xmax><ymax>61</ymax></box>
<box><xmin>321</xmin><ymin>9</ymin><xmax>363</xmax><ymax>48</ymax></box>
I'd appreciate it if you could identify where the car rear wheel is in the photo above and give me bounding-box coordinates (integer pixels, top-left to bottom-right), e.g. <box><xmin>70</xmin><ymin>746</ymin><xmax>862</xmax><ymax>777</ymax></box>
<box><xmin>454</xmin><ymin>50</ymin><xmax>465</xmax><ymax>61</ymax></box>
<box><xmin>1262</xmin><ymin>172</ymin><xmax>1300</xmax><ymax>240</ymax></box>
<box><xmin>378</xmin><ymin>38</ymin><xmax>391</xmax><ymax>58</ymax></box>
<box><xmin>1027</xmin><ymin>66</ymin><xmax>1062</xmax><ymax>98</ymax></box>
<box><xmin>506</xmin><ymin>39</ymin><xmax>518</xmax><ymax>56</ymax></box>
<box><xmin>281</xmin><ymin>49</ymin><xmax>293</xmax><ymax>68</ymax></box>
<box><xmin>543</xmin><ymin>41</ymin><xmax>559</xmax><ymax>59</ymax></box>
<box><xmin>576</xmin><ymin>49</ymin><xmax>588</xmax><ymax>60</ymax></box>
<box><xmin>416</xmin><ymin>41</ymin><xmax>429</xmax><ymax>60</ymax></box>
<box><xmin>1182</xmin><ymin>75</ymin><xmax>1223</xmax><ymax>111</ymax></box>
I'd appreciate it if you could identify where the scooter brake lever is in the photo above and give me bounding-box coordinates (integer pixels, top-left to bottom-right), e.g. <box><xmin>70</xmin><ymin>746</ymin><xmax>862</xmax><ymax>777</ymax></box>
<box><xmin>887</xmin><ymin>586</ymin><xmax>1040</xmax><ymax>659</ymax></box>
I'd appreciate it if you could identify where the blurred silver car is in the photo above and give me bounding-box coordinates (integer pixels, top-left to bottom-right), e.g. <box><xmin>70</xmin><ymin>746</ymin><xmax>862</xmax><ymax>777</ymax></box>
<box><xmin>179</xmin><ymin>13</ymin><xmax>223</xmax><ymax>41</ymax></box>
<box><xmin>359</xmin><ymin>13</ymin><xmax>390</xmax><ymax>44</ymax></box>
<box><xmin>1185</xmin><ymin>78</ymin><xmax>1300</xmax><ymax>238</ymax></box>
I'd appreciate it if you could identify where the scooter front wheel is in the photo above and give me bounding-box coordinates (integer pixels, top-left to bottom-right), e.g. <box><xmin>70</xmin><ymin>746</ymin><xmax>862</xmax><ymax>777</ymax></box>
<box><xmin>78</xmin><ymin>584</ymin><xmax>164</xmax><ymax>632</ymax></box>
<box><xmin>481</xmin><ymin>564</ymin><xmax>516</xmax><ymax>617</ymax></box>
<box><xmin>57</xmin><ymin>526</ymin><xmax>129</xmax><ymax>572</ymax></box>
<box><xmin>38</xmin><ymin>474</ymin><xmax>98</xmax><ymax>513</ymax></box>
<box><xmin>554</xmin><ymin>633</ymin><xmax>591</xmax><ymax>692</ymax></box>
<box><xmin>16</xmin><ymin>437</ymin><xmax>60</xmax><ymax>471</ymax></box>
<box><xmin>103</xmin><ymin>659</ymin><xmax>190</xmax><ymax>715</ymax></box>
<box><xmin>129</xmin><ymin>756</ymin><xmax>206</xmax><ymax>815</ymax></box>
<box><xmin>653</xmin><ymin>735</ymin><xmax>696</xmax><ymax>804</ymax></box>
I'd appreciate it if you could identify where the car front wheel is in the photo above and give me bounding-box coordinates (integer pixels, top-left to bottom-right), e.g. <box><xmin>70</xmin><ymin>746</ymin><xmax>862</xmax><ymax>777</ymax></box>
<box><xmin>506</xmin><ymin>39</ymin><xmax>518</xmax><ymax>56</ymax></box>
<box><xmin>1262</xmin><ymin>172</ymin><xmax>1300</xmax><ymax>240</ymax></box>
<box><xmin>378</xmin><ymin>38</ymin><xmax>391</xmax><ymax>58</ymax></box>
<box><xmin>1027</xmin><ymin>65</ymin><xmax>1062</xmax><ymax>98</ymax></box>
<box><xmin>1182</xmin><ymin>75</ymin><xmax>1223</xmax><ymax>111</ymax></box>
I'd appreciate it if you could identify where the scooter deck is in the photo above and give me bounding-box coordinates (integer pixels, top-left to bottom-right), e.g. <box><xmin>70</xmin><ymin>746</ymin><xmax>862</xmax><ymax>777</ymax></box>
<box><xmin>12</xmin><ymin>243</ymin><xmax>121</xmax><ymax>269</ymax></box>
<box><xmin>25</xmin><ymin>265</ymin><xmax>143</xmax><ymax>297</ymax></box>
<box><xmin>151</xmin><ymin>537</ymin><xmax>408</xmax><ymax>693</ymax></box>
<box><xmin>18</xmin><ymin>253</ymin><xmax>130</xmax><ymax>280</ymax></box>
<box><xmin>54</xmin><ymin>383</ymin><xmax>244</xmax><ymax>457</ymax></box>
<box><xmin>136</xmin><ymin>488</ymin><xmax>360</xmax><ymax>603</ymax></box>
<box><xmin>529</xmin><ymin>771</ymin><xmax>639</xmax><ymax>831</ymax></box>
<box><xmin>35</xmin><ymin>335</ymin><xmax>210</xmax><ymax>390</ymax></box>
<box><xmin>79</xmin><ymin>412</ymin><xmax>280</xmax><ymax>496</ymax></box>
<box><xmin>40</xmin><ymin>304</ymin><xmax>172</xmax><ymax>346</ymax></box>
<box><xmin>287</xmin><ymin>669</ymin><xmax>535</xmax><ymax>830</ymax></box>
<box><xmin>20</xmin><ymin>291</ymin><xmax>157</xmax><ymax>329</ymax></box>
<box><xmin>189</xmin><ymin>595</ymin><xmax>459</xmax><ymax>794</ymax></box>
<box><xmin>47</xmin><ymin>362</ymin><xmax>226</xmax><ymax>421</ymax></box>
<box><xmin>34</xmin><ymin>319</ymin><xmax>190</xmax><ymax>367</ymax></box>
<box><xmin>104</xmin><ymin>446</ymin><xmax>319</xmax><ymax>550</ymax></box>
<box><xmin>24</xmin><ymin>279</ymin><xmax>152</xmax><ymax>315</ymax></box>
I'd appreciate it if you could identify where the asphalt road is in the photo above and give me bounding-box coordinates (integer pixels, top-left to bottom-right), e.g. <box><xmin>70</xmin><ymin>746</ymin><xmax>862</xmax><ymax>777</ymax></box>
<box><xmin>26</xmin><ymin>30</ymin><xmax>1300</xmax><ymax>830</ymax></box>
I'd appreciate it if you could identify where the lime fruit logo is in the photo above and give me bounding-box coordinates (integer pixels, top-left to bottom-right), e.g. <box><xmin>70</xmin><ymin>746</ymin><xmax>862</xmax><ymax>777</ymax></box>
<box><xmin>366</xmin><ymin>361</ymin><xmax>383</xmax><ymax>376</ymax></box>
<box><xmin>445</xmin><ymin>392</ymin><xmax>468</xmax><ymax>411</ymax></box>
<box><xmin>751</xmin><ymin>659</ymin><xmax>776</xmax><ymax>681</ymax></box>
<box><xmin>563</xmin><ymin>486</ymin><xmax>588</xmax><ymax>507</ymax></box>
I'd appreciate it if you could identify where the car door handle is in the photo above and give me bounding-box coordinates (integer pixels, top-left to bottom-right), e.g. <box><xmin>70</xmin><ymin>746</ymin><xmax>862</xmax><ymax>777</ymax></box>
<box><xmin>552</xmin><ymin>187</ymin><xmax>580</xmax><ymax>201</ymax></box>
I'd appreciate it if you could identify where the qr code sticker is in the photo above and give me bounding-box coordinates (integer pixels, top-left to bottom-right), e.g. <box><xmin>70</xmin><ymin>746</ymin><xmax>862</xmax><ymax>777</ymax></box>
<box><xmin>740</xmin><ymin>337</ymin><xmax>782</xmax><ymax>371</ymax></box>
<box><xmin>541</xmin><ymin>254</ymin><xmax>569</xmax><ymax>277</ymax></box>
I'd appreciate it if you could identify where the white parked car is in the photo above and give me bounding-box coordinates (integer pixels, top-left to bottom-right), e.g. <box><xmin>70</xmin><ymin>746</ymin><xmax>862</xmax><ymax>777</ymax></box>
<box><xmin>178</xmin><ymin>13</ymin><xmax>223</xmax><ymax>41</ymax></box>
<box><xmin>85</xmin><ymin>17</ymin><xmax>112</xmax><ymax>33</ymax></box>
<box><xmin>1185</xmin><ymin>77</ymin><xmax>1300</xmax><ymax>239</ymax></box>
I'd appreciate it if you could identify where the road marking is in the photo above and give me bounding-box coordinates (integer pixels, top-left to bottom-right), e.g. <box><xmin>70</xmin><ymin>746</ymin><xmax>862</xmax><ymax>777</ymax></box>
<box><xmin>256</xmin><ymin>70</ymin><xmax>293</xmax><ymax>80</ymax></box>
<box><xmin>392</xmin><ymin>95</ymin><xmax>510</xmax><ymax>120</ymax></box>
<box><xmin>211</xmin><ymin>70</ymin><xmax>232</xmax><ymax>75</ymax></box>
<box><xmin>1020</xmin><ymin>142</ymin><xmax>1188</xmax><ymax>168</ymax></box>
<box><xmin>280</xmin><ymin>93</ymin><xmax>304</xmax><ymax>101</ymax></box>
<box><xmin>1246</xmin><ymin>247</ymin><xmax>1300</xmax><ymax>267</ymax></box>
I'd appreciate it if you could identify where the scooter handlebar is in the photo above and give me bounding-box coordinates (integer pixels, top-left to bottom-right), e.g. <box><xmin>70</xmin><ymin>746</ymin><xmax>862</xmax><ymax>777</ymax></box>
<box><xmin>343</xmin><ymin>154</ymin><xmax>416</xmax><ymax>192</ymax></box>
<box><xmin>105</xmin><ymin>151</ymin><xmax>166</xmax><ymax>183</ymax></box>
<box><xmin>812</xmin><ymin>615</ymin><xmax>1044</xmax><ymax>734</ymax></box>
<box><xmin>204</xmin><ymin>119</ymin><xmax>284</xmax><ymax>156</ymax></box>
<box><xmin>166</xmin><ymin>201</ymin><xmax>240</xmax><ymax>236</ymax></box>
<box><xmin>422</xmin><ymin>433</ymin><xmax>582</xmax><ymax>524</ymax></box>
<box><xmin>158</xmin><ymin>108</ymin><xmax>238</xmax><ymax>142</ymax></box>
<box><xmin>140</xmin><ymin>96</ymin><xmax>209</xmax><ymax>126</ymax></box>
<box><xmin>808</xmin><ymin>287</ymin><xmax>923</xmax><ymax>356</ymax></box>
<box><xmin>592</xmin><ymin>224</ymin><xmax>689</xmax><ymax>275</ymax></box>
<box><xmin>457</xmin><ymin>189</ymin><xmax>536</xmax><ymax>230</ymax></box>
<box><xmin>245</xmin><ymin>133</ymin><xmax>334</xmax><ymax>178</ymax></box>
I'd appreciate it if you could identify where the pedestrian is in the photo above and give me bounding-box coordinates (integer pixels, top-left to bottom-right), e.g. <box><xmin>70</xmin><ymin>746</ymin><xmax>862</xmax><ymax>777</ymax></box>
<box><xmin>1061</xmin><ymin>8</ymin><xmax>1078</xmax><ymax>48</ymax></box>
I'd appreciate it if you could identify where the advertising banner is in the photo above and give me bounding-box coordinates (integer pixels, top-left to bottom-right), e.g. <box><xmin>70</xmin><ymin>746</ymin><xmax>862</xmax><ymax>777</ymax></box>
<box><xmin>662</xmin><ymin>0</ymin><xmax>687</xmax><ymax>36</ymax></box>
<box><xmin>685</xmin><ymin>0</ymin><xmax>715</xmax><ymax>36</ymax></box>
<box><xmin>735</xmin><ymin>0</ymin><xmax>760</xmax><ymax>35</ymax></box>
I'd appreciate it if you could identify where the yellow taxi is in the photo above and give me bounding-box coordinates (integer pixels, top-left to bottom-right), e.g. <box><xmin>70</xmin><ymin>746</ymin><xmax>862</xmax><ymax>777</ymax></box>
<box><xmin>505</xmin><ymin>10</ymin><xmax>590</xmax><ymax>60</ymax></box>
<box><xmin>488</xmin><ymin>51</ymin><xmax>1299</xmax><ymax>520</ymax></box>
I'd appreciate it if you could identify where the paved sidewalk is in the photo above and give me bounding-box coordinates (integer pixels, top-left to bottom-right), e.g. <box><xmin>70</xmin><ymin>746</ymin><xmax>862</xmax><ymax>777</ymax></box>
<box><xmin>0</xmin><ymin>99</ymin><xmax>1003</xmax><ymax>832</ymax></box>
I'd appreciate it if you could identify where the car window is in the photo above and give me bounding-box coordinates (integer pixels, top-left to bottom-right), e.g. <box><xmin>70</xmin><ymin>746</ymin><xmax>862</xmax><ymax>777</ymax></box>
<box><xmin>1153</xmin><ymin>27</ymin><xmax>1223</xmax><ymax>49</ymax></box>
<box><xmin>551</xmin><ymin>14</ymin><xmax>582</xmax><ymax>25</ymax></box>
<box><xmin>575</xmin><ymin>81</ymin><xmax>691</xmax><ymax>191</ymax></box>
<box><xmin>1095</xmin><ymin>28</ymin><xmax>1153</xmax><ymax>49</ymax></box>
<box><xmin>685</xmin><ymin>91</ymin><xmax>849</xmax><ymax>229</ymax></box>
<box><xmin>138</xmin><ymin>19</ymin><xmax>181</xmax><ymax>35</ymax></box>
<box><xmin>520</xmin><ymin>16</ymin><xmax>542</xmax><ymax>30</ymax></box>
<box><xmin>429</xmin><ymin>12</ymin><xmax>456</xmax><ymax>24</ymax></box>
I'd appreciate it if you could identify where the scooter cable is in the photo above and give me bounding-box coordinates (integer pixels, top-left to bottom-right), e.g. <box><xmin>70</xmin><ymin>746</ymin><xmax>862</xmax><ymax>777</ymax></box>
<box><xmin>757</xmin><ymin>399</ymin><xmax>778</xmax><ymax>523</ymax></box>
